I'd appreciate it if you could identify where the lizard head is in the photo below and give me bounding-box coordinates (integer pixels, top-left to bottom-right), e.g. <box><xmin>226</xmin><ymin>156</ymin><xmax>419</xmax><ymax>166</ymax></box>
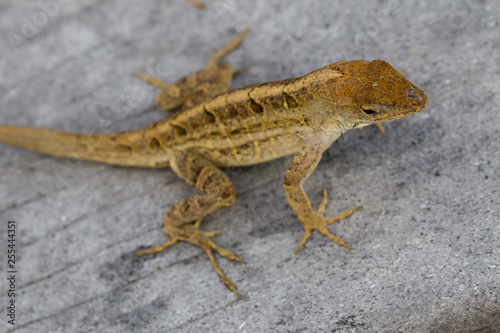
<box><xmin>317</xmin><ymin>60</ymin><xmax>427</xmax><ymax>125</ymax></box>
<box><xmin>350</xmin><ymin>60</ymin><xmax>427</xmax><ymax>123</ymax></box>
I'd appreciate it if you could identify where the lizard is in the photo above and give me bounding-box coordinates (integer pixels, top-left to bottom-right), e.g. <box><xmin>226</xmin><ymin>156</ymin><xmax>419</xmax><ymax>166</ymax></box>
<box><xmin>0</xmin><ymin>30</ymin><xmax>427</xmax><ymax>299</ymax></box>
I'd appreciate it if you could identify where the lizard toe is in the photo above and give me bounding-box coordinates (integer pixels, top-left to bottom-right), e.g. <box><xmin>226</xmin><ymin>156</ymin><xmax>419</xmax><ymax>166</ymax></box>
<box><xmin>133</xmin><ymin>238</ymin><xmax>179</xmax><ymax>257</ymax></box>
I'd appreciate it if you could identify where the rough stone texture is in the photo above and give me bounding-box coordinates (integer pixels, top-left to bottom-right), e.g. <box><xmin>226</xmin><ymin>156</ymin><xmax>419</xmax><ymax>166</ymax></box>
<box><xmin>0</xmin><ymin>1</ymin><xmax>499</xmax><ymax>332</ymax></box>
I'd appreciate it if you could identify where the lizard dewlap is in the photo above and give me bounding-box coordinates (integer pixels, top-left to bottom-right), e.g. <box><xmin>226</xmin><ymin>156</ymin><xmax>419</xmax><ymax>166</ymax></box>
<box><xmin>0</xmin><ymin>30</ymin><xmax>427</xmax><ymax>299</ymax></box>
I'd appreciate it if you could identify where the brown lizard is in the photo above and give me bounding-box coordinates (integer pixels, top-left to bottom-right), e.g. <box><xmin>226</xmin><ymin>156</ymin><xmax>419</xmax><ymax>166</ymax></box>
<box><xmin>0</xmin><ymin>30</ymin><xmax>427</xmax><ymax>298</ymax></box>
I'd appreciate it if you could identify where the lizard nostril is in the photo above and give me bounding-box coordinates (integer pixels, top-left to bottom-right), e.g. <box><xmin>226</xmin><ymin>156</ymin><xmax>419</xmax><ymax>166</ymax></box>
<box><xmin>406</xmin><ymin>88</ymin><xmax>420</xmax><ymax>100</ymax></box>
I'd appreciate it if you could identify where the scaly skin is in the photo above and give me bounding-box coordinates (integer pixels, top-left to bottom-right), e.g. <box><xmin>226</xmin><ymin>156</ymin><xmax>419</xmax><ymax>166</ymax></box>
<box><xmin>0</xmin><ymin>30</ymin><xmax>427</xmax><ymax>298</ymax></box>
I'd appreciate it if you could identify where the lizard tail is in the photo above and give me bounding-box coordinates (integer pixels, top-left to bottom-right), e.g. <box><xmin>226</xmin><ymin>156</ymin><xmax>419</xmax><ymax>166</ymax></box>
<box><xmin>0</xmin><ymin>125</ymin><xmax>170</xmax><ymax>168</ymax></box>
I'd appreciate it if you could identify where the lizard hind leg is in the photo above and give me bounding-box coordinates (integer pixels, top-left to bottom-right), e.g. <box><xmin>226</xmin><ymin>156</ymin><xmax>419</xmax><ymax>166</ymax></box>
<box><xmin>175</xmin><ymin>28</ymin><xmax>250</xmax><ymax>110</ymax></box>
<box><xmin>134</xmin><ymin>72</ymin><xmax>185</xmax><ymax>111</ymax></box>
<box><xmin>134</xmin><ymin>151</ymin><xmax>244</xmax><ymax>298</ymax></box>
<box><xmin>135</xmin><ymin>29</ymin><xmax>250</xmax><ymax>112</ymax></box>
<box><xmin>204</xmin><ymin>28</ymin><xmax>250</xmax><ymax>69</ymax></box>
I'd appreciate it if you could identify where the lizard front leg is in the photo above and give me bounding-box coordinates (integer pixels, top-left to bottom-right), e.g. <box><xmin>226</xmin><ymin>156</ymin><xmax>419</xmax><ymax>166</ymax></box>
<box><xmin>134</xmin><ymin>150</ymin><xmax>244</xmax><ymax>298</ymax></box>
<box><xmin>283</xmin><ymin>133</ymin><xmax>361</xmax><ymax>253</ymax></box>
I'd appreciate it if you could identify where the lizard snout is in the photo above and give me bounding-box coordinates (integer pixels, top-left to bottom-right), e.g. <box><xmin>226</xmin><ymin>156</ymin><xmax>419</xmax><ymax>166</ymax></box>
<box><xmin>407</xmin><ymin>87</ymin><xmax>427</xmax><ymax>103</ymax></box>
<box><xmin>406</xmin><ymin>87</ymin><xmax>427</xmax><ymax>109</ymax></box>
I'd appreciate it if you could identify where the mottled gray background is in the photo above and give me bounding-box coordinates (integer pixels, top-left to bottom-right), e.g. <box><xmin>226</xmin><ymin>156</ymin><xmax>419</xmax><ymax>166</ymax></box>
<box><xmin>0</xmin><ymin>1</ymin><xmax>499</xmax><ymax>332</ymax></box>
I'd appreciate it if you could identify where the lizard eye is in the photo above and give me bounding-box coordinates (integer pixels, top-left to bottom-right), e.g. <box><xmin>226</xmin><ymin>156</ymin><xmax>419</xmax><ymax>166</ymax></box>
<box><xmin>359</xmin><ymin>106</ymin><xmax>377</xmax><ymax>115</ymax></box>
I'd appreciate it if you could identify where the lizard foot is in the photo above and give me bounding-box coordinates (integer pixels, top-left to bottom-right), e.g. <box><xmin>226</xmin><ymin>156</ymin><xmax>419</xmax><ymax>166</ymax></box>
<box><xmin>135</xmin><ymin>219</ymin><xmax>245</xmax><ymax>299</ymax></box>
<box><xmin>295</xmin><ymin>188</ymin><xmax>361</xmax><ymax>253</ymax></box>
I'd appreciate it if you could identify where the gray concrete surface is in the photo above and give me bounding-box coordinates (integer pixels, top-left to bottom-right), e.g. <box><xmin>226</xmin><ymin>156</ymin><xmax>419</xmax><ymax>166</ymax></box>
<box><xmin>0</xmin><ymin>1</ymin><xmax>499</xmax><ymax>332</ymax></box>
